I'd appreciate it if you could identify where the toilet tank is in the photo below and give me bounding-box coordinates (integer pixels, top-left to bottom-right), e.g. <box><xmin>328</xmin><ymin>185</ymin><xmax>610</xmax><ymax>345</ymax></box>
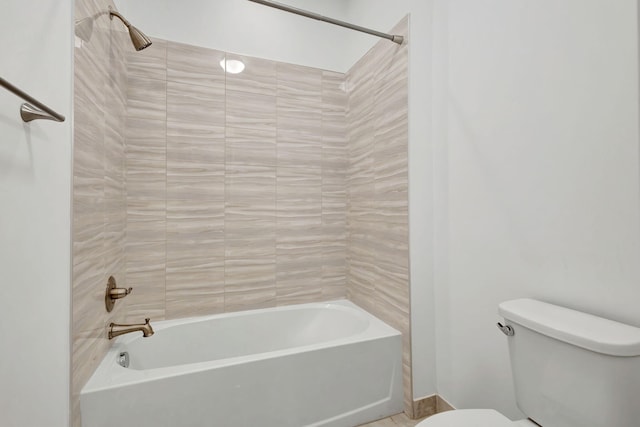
<box><xmin>499</xmin><ymin>299</ymin><xmax>640</xmax><ymax>427</ymax></box>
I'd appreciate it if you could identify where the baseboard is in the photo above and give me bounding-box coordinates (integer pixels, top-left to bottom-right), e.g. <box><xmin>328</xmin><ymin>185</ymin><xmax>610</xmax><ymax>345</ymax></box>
<box><xmin>411</xmin><ymin>394</ymin><xmax>455</xmax><ymax>419</ymax></box>
<box><xmin>411</xmin><ymin>395</ymin><xmax>437</xmax><ymax>419</ymax></box>
<box><xmin>435</xmin><ymin>395</ymin><xmax>454</xmax><ymax>413</ymax></box>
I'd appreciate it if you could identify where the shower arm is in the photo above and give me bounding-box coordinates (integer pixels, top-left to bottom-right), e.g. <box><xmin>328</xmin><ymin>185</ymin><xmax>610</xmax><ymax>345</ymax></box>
<box><xmin>108</xmin><ymin>7</ymin><xmax>132</xmax><ymax>28</ymax></box>
<box><xmin>107</xmin><ymin>6</ymin><xmax>152</xmax><ymax>51</ymax></box>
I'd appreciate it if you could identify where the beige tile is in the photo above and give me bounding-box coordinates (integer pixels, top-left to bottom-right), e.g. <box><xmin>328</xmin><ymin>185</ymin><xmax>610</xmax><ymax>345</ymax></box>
<box><xmin>126</xmin><ymin>117</ymin><xmax>166</xmax><ymax>200</ymax></box>
<box><xmin>322</xmin><ymin>114</ymin><xmax>349</xmax><ymax>172</ymax></box>
<box><xmin>226</xmin><ymin>90</ymin><xmax>277</xmax><ymax>132</ymax></box>
<box><xmin>126</xmin><ymin>241</ymin><xmax>166</xmax><ymax>274</ymax></box>
<box><xmin>125</xmin><ymin>231</ymin><xmax>165</xmax><ymax>317</ymax></box>
<box><xmin>321</xmin><ymin>281</ymin><xmax>346</xmax><ymax>301</ymax></box>
<box><xmin>224</xmin><ymin>163</ymin><xmax>277</xmax><ymax>311</ymax></box>
<box><xmin>166</xmin><ymin>200</ymin><xmax>224</xmax><ymax>243</ymax></box>
<box><xmin>413</xmin><ymin>395</ymin><xmax>437</xmax><ymax>419</ymax></box>
<box><xmin>224</xmin><ymin>236</ymin><xmax>276</xmax><ymax>311</ymax></box>
<box><xmin>224</xmin><ymin>164</ymin><xmax>277</xmax><ymax>234</ymax></box>
<box><xmin>436</xmin><ymin>395</ymin><xmax>455</xmax><ymax>413</ymax></box>
<box><xmin>72</xmin><ymin>11</ymin><xmax>130</xmax><ymax>427</ymax></box>
<box><xmin>165</xmin><ymin>239</ymin><xmax>225</xmax><ymax>319</ymax></box>
<box><xmin>374</xmin><ymin>77</ymin><xmax>408</xmax><ymax>133</ymax></box>
<box><xmin>126</xmin><ymin>169</ymin><xmax>167</xmax><ymax>200</ymax></box>
<box><xmin>322</xmin><ymin>170</ymin><xmax>347</xmax><ymax>216</ymax></box>
<box><xmin>277</xmin><ymin>99</ymin><xmax>322</xmax><ymax>168</ymax></box>
<box><xmin>224</xmin><ymin>211</ymin><xmax>276</xmax><ymax>243</ymax></box>
<box><xmin>225</xmin><ymin>163</ymin><xmax>276</xmax><ymax>202</ymax></box>
<box><xmin>277</xmin><ymin>62</ymin><xmax>322</xmax><ymax>100</ymax></box>
<box><xmin>104</xmin><ymin>132</ymin><xmax>126</xmax><ymax>200</ymax></box>
<box><xmin>224</xmin><ymin>233</ymin><xmax>275</xmax><ymax>258</ymax></box>
<box><xmin>167</xmin><ymin>41</ymin><xmax>225</xmax><ymax>87</ymax></box>
<box><xmin>126</xmin><ymin>117</ymin><xmax>166</xmax><ymax>158</ymax></box>
<box><xmin>126</xmin><ymin>199</ymin><xmax>166</xmax><ymax>242</ymax></box>
<box><xmin>224</xmin><ymin>256</ymin><xmax>277</xmax><ymax>312</ymax></box>
<box><xmin>104</xmin><ymin>199</ymin><xmax>126</xmax><ymax>276</ymax></box>
<box><xmin>126</xmin><ymin>38</ymin><xmax>167</xmax><ymax>80</ymax></box>
<box><xmin>166</xmin><ymin>281</ymin><xmax>225</xmax><ymax>319</ymax></box>
<box><xmin>275</xmin><ymin>180</ymin><xmax>324</xmax><ymax>299</ymax></box>
<box><xmin>346</xmin><ymin>14</ymin><xmax>410</xmax><ymax>408</ymax></box>
<box><xmin>322</xmin><ymin>234</ymin><xmax>347</xmax><ymax>300</ymax></box>
<box><xmin>127</xmin><ymin>76</ymin><xmax>166</xmax><ymax>121</ymax></box>
<box><xmin>322</xmin><ymin>70</ymin><xmax>348</xmax><ymax>112</ymax></box>
<box><xmin>167</xmin><ymin>122</ymin><xmax>225</xmax><ymax>164</ymax></box>
<box><xmin>166</xmin><ymin>160</ymin><xmax>225</xmax><ymax>201</ymax></box>
<box><xmin>276</xmin><ymin>280</ymin><xmax>323</xmax><ymax>307</ymax></box>
<box><xmin>75</xmin><ymin>49</ymin><xmax>107</xmax><ymax>117</ymax></box>
<box><xmin>125</xmin><ymin>242</ymin><xmax>166</xmax><ymax>321</ymax></box>
<box><xmin>276</xmin><ymin>232</ymin><xmax>324</xmax><ymax>286</ymax></box>
<box><xmin>73</xmin><ymin>196</ymin><xmax>105</xmax><ymax>331</ymax></box>
<box><xmin>167</xmin><ymin>80</ymin><xmax>225</xmax><ymax>127</ymax></box>
<box><xmin>74</xmin><ymin>108</ymin><xmax>105</xmax><ymax>198</ymax></box>
<box><xmin>225</xmin><ymin>125</ymin><xmax>277</xmax><ymax>167</ymax></box>
<box><xmin>278</xmin><ymin>96</ymin><xmax>323</xmax><ymax>129</ymax></box>
<box><xmin>276</xmin><ymin>166</ymin><xmax>322</xmax><ymax>225</ymax></box>
<box><xmin>225</xmin><ymin>53</ymin><xmax>277</xmax><ymax>96</ymax></box>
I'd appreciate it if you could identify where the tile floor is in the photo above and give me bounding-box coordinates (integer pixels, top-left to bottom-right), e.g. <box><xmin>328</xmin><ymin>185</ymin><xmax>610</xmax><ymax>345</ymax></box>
<box><xmin>359</xmin><ymin>413</ymin><xmax>428</xmax><ymax>427</ymax></box>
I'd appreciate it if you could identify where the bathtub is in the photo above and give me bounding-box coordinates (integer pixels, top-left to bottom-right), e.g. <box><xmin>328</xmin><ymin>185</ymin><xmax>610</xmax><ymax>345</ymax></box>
<box><xmin>80</xmin><ymin>300</ymin><xmax>403</xmax><ymax>427</ymax></box>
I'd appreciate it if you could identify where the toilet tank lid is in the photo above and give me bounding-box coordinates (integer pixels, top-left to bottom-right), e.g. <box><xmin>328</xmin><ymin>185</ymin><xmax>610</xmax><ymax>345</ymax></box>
<box><xmin>498</xmin><ymin>299</ymin><xmax>640</xmax><ymax>357</ymax></box>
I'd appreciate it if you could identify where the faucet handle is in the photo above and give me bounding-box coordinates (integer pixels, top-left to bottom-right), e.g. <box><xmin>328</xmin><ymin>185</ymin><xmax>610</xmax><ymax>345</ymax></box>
<box><xmin>105</xmin><ymin>276</ymin><xmax>132</xmax><ymax>312</ymax></box>
<box><xmin>110</xmin><ymin>286</ymin><xmax>132</xmax><ymax>300</ymax></box>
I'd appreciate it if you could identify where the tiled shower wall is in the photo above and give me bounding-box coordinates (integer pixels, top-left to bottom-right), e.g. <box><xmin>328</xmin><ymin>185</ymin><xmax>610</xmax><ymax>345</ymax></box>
<box><xmin>345</xmin><ymin>17</ymin><xmax>412</xmax><ymax>415</ymax></box>
<box><xmin>123</xmin><ymin>40</ymin><xmax>349</xmax><ymax>321</ymax></box>
<box><xmin>72</xmin><ymin>11</ymin><xmax>409</xmax><ymax>426</ymax></box>
<box><xmin>72</xmin><ymin>1</ymin><xmax>129</xmax><ymax>426</ymax></box>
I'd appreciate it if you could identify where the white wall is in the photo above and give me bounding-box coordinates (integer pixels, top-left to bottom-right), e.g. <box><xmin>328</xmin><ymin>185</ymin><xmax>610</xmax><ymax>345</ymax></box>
<box><xmin>433</xmin><ymin>0</ymin><xmax>640</xmax><ymax>418</ymax></box>
<box><xmin>343</xmin><ymin>0</ymin><xmax>409</xmax><ymax>68</ymax></box>
<box><xmin>404</xmin><ymin>0</ymin><xmax>438</xmax><ymax>402</ymax></box>
<box><xmin>345</xmin><ymin>0</ymin><xmax>640</xmax><ymax>414</ymax></box>
<box><xmin>0</xmin><ymin>1</ymin><xmax>72</xmax><ymax>426</ymax></box>
<box><xmin>115</xmin><ymin>0</ymin><xmax>361</xmax><ymax>71</ymax></box>
<box><xmin>113</xmin><ymin>0</ymin><xmax>415</xmax><ymax>72</ymax></box>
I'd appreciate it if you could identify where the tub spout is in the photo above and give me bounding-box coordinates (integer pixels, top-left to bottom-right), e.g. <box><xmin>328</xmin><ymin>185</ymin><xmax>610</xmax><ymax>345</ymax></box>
<box><xmin>109</xmin><ymin>318</ymin><xmax>154</xmax><ymax>340</ymax></box>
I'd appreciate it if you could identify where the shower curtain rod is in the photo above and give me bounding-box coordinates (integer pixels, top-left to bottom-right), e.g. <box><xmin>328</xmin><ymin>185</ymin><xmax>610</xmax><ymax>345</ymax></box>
<box><xmin>247</xmin><ymin>0</ymin><xmax>404</xmax><ymax>45</ymax></box>
<box><xmin>0</xmin><ymin>77</ymin><xmax>66</xmax><ymax>123</ymax></box>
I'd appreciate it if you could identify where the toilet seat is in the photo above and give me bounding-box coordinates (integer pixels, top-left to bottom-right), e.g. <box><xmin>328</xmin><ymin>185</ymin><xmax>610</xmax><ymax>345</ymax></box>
<box><xmin>416</xmin><ymin>409</ymin><xmax>526</xmax><ymax>427</ymax></box>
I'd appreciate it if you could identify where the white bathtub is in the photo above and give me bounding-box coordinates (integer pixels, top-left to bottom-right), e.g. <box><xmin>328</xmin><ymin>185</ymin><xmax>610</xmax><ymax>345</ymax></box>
<box><xmin>80</xmin><ymin>300</ymin><xmax>403</xmax><ymax>427</ymax></box>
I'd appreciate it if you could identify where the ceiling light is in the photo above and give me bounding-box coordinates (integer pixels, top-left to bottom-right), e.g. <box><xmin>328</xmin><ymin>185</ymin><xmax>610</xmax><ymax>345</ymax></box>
<box><xmin>220</xmin><ymin>59</ymin><xmax>245</xmax><ymax>74</ymax></box>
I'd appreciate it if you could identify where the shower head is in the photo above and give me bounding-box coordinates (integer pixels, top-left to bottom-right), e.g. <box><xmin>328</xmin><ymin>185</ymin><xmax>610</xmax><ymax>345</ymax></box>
<box><xmin>108</xmin><ymin>6</ymin><xmax>152</xmax><ymax>51</ymax></box>
<box><xmin>126</xmin><ymin>25</ymin><xmax>153</xmax><ymax>51</ymax></box>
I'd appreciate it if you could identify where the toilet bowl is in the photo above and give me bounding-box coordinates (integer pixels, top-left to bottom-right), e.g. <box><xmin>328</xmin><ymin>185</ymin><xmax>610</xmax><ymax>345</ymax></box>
<box><xmin>416</xmin><ymin>409</ymin><xmax>537</xmax><ymax>427</ymax></box>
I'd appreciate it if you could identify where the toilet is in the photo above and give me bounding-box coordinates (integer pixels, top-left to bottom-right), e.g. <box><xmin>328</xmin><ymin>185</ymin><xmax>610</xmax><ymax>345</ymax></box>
<box><xmin>417</xmin><ymin>298</ymin><xmax>640</xmax><ymax>427</ymax></box>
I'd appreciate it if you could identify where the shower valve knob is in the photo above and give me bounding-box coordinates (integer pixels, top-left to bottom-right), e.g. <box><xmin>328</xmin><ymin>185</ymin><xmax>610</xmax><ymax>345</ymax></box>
<box><xmin>110</xmin><ymin>286</ymin><xmax>132</xmax><ymax>300</ymax></box>
<box><xmin>105</xmin><ymin>276</ymin><xmax>132</xmax><ymax>312</ymax></box>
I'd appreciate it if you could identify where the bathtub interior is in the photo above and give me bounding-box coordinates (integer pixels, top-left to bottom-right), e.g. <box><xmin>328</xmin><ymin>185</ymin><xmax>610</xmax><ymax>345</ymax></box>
<box><xmin>124</xmin><ymin>303</ymin><xmax>372</xmax><ymax>370</ymax></box>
